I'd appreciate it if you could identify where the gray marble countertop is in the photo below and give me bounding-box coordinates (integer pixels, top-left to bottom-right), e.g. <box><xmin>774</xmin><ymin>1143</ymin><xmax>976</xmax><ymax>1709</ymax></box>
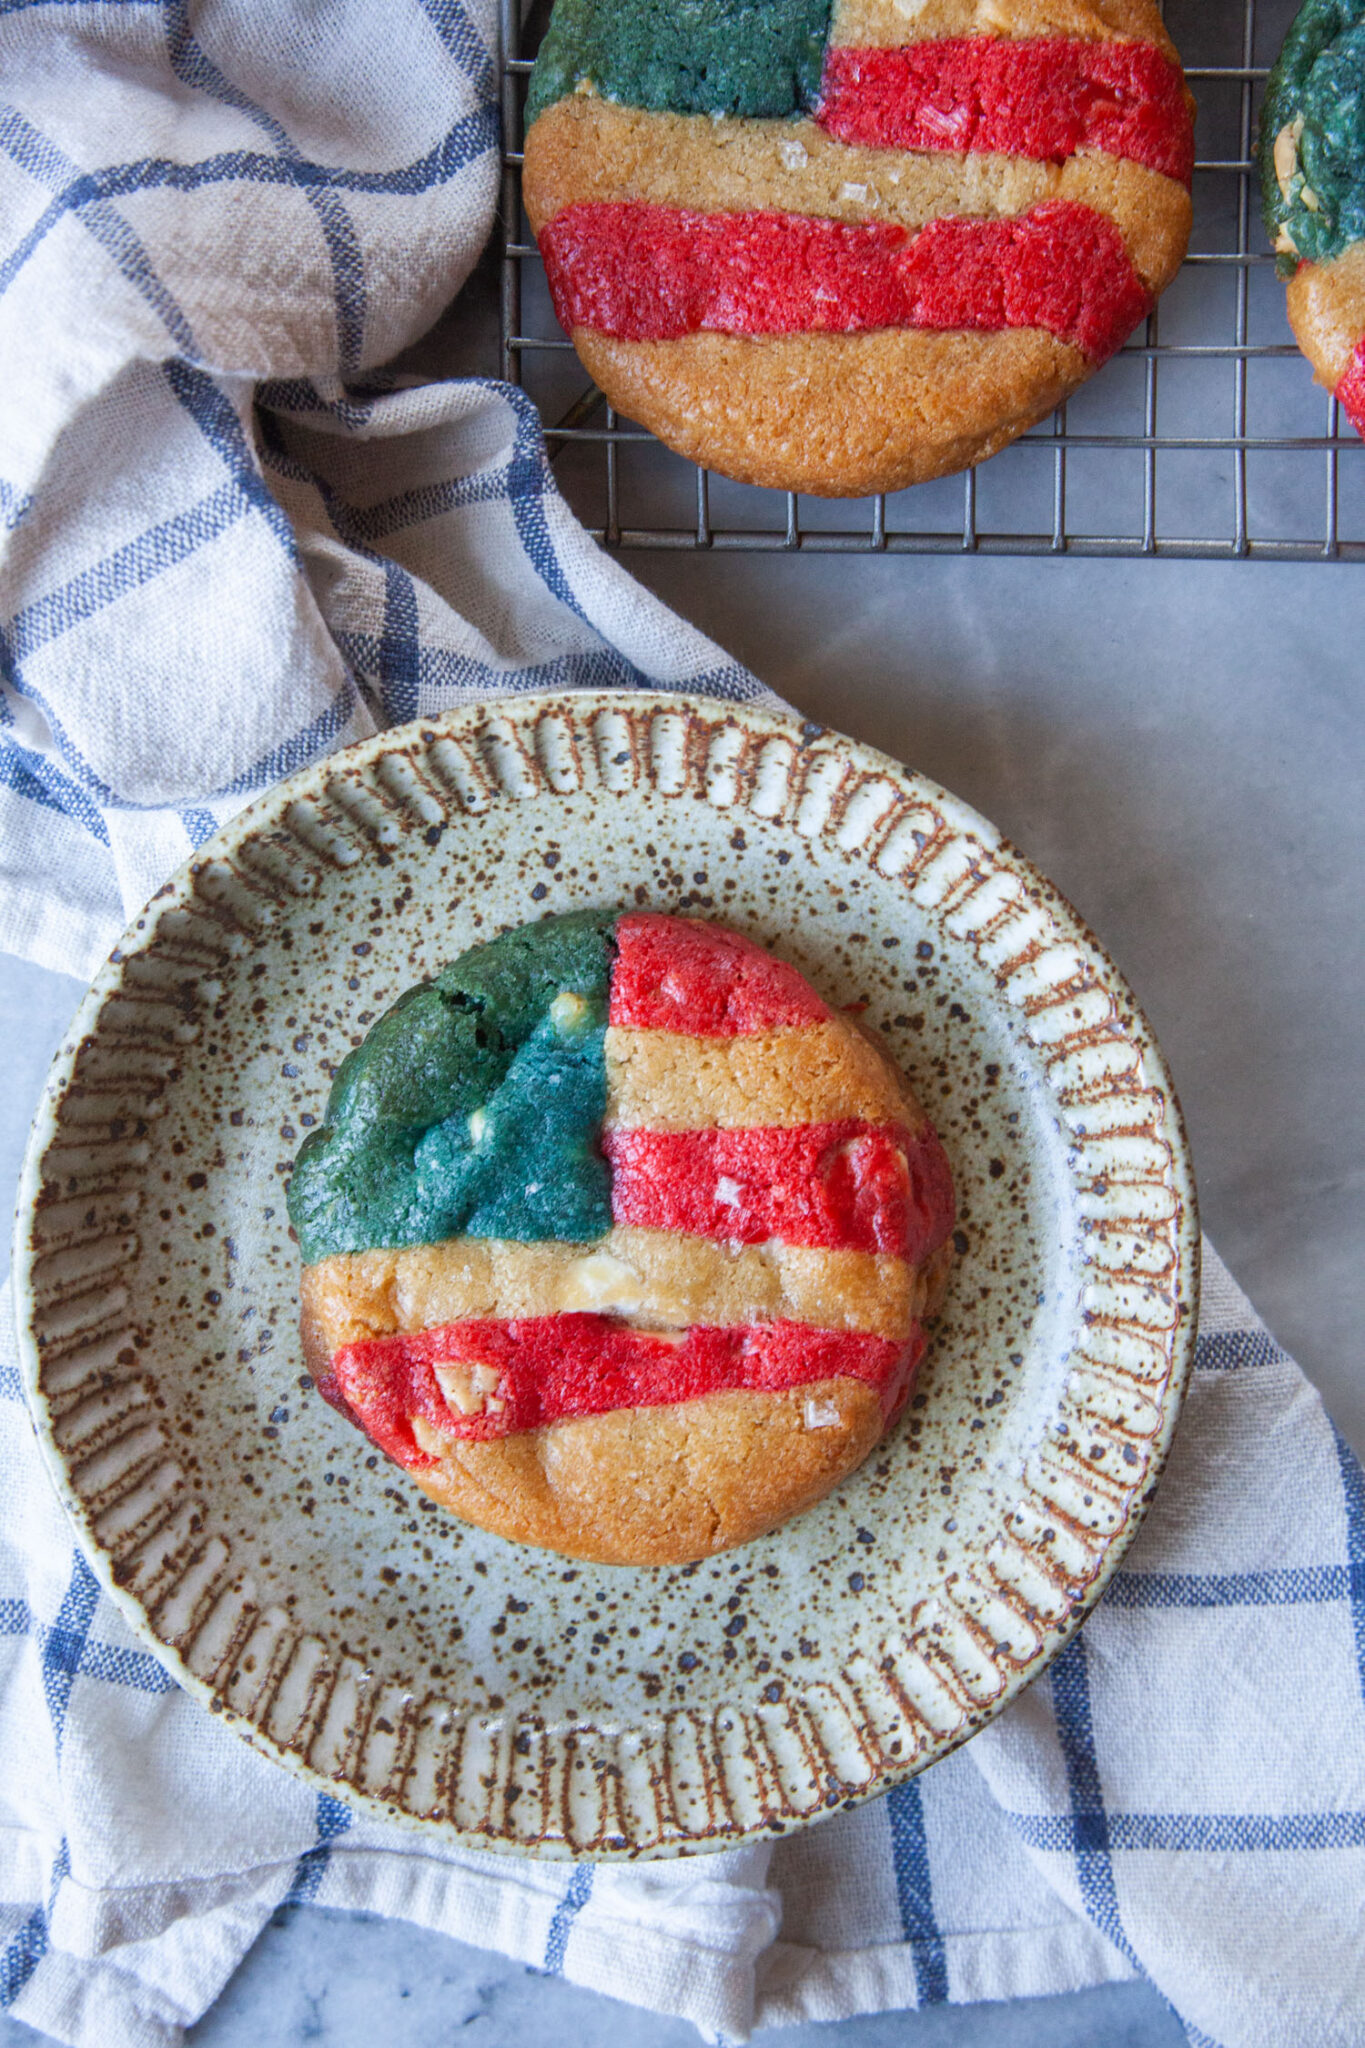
<box><xmin>3</xmin><ymin>546</ymin><xmax>1361</xmax><ymax>2048</ymax></box>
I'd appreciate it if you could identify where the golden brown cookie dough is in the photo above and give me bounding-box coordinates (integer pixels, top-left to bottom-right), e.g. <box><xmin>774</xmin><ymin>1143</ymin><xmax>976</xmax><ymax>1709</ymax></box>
<box><xmin>1285</xmin><ymin>241</ymin><xmax>1365</xmax><ymax>398</ymax></box>
<box><xmin>523</xmin><ymin>0</ymin><xmax>1194</xmax><ymax>494</ymax></box>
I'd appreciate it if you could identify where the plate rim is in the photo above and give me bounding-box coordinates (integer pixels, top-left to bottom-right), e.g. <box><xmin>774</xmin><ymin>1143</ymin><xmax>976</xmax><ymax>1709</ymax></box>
<box><xmin>12</xmin><ymin>688</ymin><xmax>1200</xmax><ymax>1858</ymax></box>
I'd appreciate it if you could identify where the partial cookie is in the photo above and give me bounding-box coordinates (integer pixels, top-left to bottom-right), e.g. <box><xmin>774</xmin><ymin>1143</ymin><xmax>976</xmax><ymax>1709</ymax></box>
<box><xmin>1261</xmin><ymin>0</ymin><xmax>1365</xmax><ymax>434</ymax></box>
<box><xmin>523</xmin><ymin>0</ymin><xmax>1195</xmax><ymax>495</ymax></box>
<box><xmin>289</xmin><ymin>912</ymin><xmax>955</xmax><ymax>1566</ymax></box>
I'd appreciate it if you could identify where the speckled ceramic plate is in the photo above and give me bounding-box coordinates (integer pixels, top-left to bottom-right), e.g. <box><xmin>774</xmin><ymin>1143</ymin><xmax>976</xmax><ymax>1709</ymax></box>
<box><xmin>14</xmin><ymin>692</ymin><xmax>1198</xmax><ymax>1858</ymax></box>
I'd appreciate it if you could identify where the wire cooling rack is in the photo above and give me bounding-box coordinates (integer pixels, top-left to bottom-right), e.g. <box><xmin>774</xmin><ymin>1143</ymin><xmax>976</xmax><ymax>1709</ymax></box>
<box><xmin>499</xmin><ymin>0</ymin><xmax>1365</xmax><ymax>559</ymax></box>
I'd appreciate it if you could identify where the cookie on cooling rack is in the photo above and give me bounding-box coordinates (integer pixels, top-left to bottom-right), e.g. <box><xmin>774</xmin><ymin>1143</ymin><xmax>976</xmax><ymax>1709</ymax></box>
<box><xmin>288</xmin><ymin>911</ymin><xmax>955</xmax><ymax>1566</ymax></box>
<box><xmin>521</xmin><ymin>0</ymin><xmax>1196</xmax><ymax>496</ymax></box>
<box><xmin>1261</xmin><ymin>0</ymin><xmax>1365</xmax><ymax>436</ymax></box>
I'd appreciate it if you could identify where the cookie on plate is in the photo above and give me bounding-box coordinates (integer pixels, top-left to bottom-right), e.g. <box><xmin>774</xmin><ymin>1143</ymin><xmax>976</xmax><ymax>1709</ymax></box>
<box><xmin>522</xmin><ymin>0</ymin><xmax>1195</xmax><ymax>495</ymax></box>
<box><xmin>288</xmin><ymin>911</ymin><xmax>955</xmax><ymax>1566</ymax></box>
<box><xmin>1261</xmin><ymin>0</ymin><xmax>1365</xmax><ymax>436</ymax></box>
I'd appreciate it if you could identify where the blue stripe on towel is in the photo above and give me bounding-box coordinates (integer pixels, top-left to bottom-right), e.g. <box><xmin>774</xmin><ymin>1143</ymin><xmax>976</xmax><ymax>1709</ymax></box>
<box><xmin>543</xmin><ymin>1864</ymin><xmax>594</xmax><ymax>1975</ymax></box>
<box><xmin>1049</xmin><ymin>1635</ymin><xmax>1140</xmax><ymax>1969</ymax></box>
<box><xmin>283</xmin><ymin>1793</ymin><xmax>354</xmax><ymax>1907</ymax></box>
<box><xmin>887</xmin><ymin>1776</ymin><xmax>949</xmax><ymax>2005</ymax></box>
<box><xmin>1332</xmin><ymin>1426</ymin><xmax>1365</xmax><ymax>1708</ymax></box>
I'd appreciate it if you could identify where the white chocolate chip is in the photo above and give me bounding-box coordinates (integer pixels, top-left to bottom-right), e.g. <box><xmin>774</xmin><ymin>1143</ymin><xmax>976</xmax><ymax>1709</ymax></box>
<box><xmin>1275</xmin><ymin>226</ymin><xmax>1300</xmax><ymax>256</ymax></box>
<box><xmin>839</xmin><ymin>181</ymin><xmax>871</xmax><ymax>205</ymax></box>
<box><xmin>557</xmin><ymin>1250</ymin><xmax>647</xmax><ymax>1314</ymax></box>
<box><xmin>1301</xmin><ymin>184</ymin><xmax>1321</xmax><ymax>212</ymax></box>
<box><xmin>412</xmin><ymin>1414</ymin><xmax>453</xmax><ymax>1457</ymax></box>
<box><xmin>467</xmin><ymin>1107</ymin><xmax>488</xmax><ymax>1143</ymax></box>
<box><xmin>550</xmin><ymin>990</ymin><xmax>589</xmax><ymax>1031</ymax></box>
<box><xmin>803</xmin><ymin>1397</ymin><xmax>842</xmax><ymax>1430</ymax></box>
<box><xmin>779</xmin><ymin>138</ymin><xmax>808</xmax><ymax>171</ymax></box>
<box><xmin>434</xmin><ymin>1360</ymin><xmax>502</xmax><ymax>1416</ymax></box>
<box><xmin>1274</xmin><ymin>118</ymin><xmax>1304</xmax><ymax>202</ymax></box>
<box><xmin>434</xmin><ymin>1361</ymin><xmax>482</xmax><ymax>1413</ymax></box>
<box><xmin>716</xmin><ymin>1176</ymin><xmax>742</xmax><ymax>1205</ymax></box>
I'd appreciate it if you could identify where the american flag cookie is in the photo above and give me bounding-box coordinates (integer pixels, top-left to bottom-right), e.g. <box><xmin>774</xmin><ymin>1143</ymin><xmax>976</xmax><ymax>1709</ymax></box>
<box><xmin>521</xmin><ymin>0</ymin><xmax>1195</xmax><ymax>495</ymax></box>
<box><xmin>289</xmin><ymin>912</ymin><xmax>955</xmax><ymax>1566</ymax></box>
<box><xmin>1261</xmin><ymin>0</ymin><xmax>1365</xmax><ymax>437</ymax></box>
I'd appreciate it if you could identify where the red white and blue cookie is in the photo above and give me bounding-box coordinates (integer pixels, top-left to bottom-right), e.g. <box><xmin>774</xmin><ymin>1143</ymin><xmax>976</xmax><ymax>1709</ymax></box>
<box><xmin>289</xmin><ymin>912</ymin><xmax>955</xmax><ymax>1565</ymax></box>
<box><xmin>1260</xmin><ymin>0</ymin><xmax>1365</xmax><ymax>437</ymax></box>
<box><xmin>521</xmin><ymin>0</ymin><xmax>1195</xmax><ymax>495</ymax></box>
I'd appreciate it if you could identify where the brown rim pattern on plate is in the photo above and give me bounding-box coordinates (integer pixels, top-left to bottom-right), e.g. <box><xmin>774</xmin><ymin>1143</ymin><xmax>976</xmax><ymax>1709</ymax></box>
<box><xmin>13</xmin><ymin>692</ymin><xmax>1198</xmax><ymax>1858</ymax></box>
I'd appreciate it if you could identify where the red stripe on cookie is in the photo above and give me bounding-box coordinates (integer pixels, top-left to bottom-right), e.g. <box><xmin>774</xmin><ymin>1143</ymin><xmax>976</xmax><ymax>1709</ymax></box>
<box><xmin>332</xmin><ymin>1314</ymin><xmax>926</xmax><ymax>1460</ymax></box>
<box><xmin>1337</xmin><ymin>335</ymin><xmax>1365</xmax><ymax>440</ymax></box>
<box><xmin>603</xmin><ymin>1120</ymin><xmax>956</xmax><ymax>1260</ymax></box>
<box><xmin>817</xmin><ymin>39</ymin><xmax>1194</xmax><ymax>186</ymax></box>
<box><xmin>539</xmin><ymin>201</ymin><xmax>1151</xmax><ymax>363</ymax></box>
<box><xmin>610</xmin><ymin>914</ymin><xmax>830</xmax><ymax>1035</ymax></box>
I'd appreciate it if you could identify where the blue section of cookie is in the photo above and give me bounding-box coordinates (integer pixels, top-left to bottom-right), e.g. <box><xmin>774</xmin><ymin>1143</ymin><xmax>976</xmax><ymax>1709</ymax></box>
<box><xmin>526</xmin><ymin>0</ymin><xmax>835</xmax><ymax>127</ymax></box>
<box><xmin>287</xmin><ymin>911</ymin><xmax>615</xmax><ymax>1264</ymax></box>
<box><xmin>1261</xmin><ymin>0</ymin><xmax>1365</xmax><ymax>268</ymax></box>
<box><xmin>412</xmin><ymin>993</ymin><xmax>609</xmax><ymax>1245</ymax></box>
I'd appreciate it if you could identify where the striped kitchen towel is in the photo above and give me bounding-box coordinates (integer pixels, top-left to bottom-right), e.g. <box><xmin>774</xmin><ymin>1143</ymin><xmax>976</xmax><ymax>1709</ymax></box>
<box><xmin>0</xmin><ymin>0</ymin><xmax>777</xmax><ymax>981</ymax></box>
<box><xmin>1</xmin><ymin>7</ymin><xmax>1363</xmax><ymax>2048</ymax></box>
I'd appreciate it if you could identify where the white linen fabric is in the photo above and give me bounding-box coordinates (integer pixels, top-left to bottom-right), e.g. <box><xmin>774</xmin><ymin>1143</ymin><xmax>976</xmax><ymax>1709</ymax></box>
<box><xmin>1</xmin><ymin>8</ymin><xmax>1363</xmax><ymax>2048</ymax></box>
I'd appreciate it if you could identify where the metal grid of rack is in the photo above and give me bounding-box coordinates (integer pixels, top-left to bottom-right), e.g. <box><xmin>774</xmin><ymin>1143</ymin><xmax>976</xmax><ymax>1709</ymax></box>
<box><xmin>499</xmin><ymin>0</ymin><xmax>1365</xmax><ymax>559</ymax></box>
